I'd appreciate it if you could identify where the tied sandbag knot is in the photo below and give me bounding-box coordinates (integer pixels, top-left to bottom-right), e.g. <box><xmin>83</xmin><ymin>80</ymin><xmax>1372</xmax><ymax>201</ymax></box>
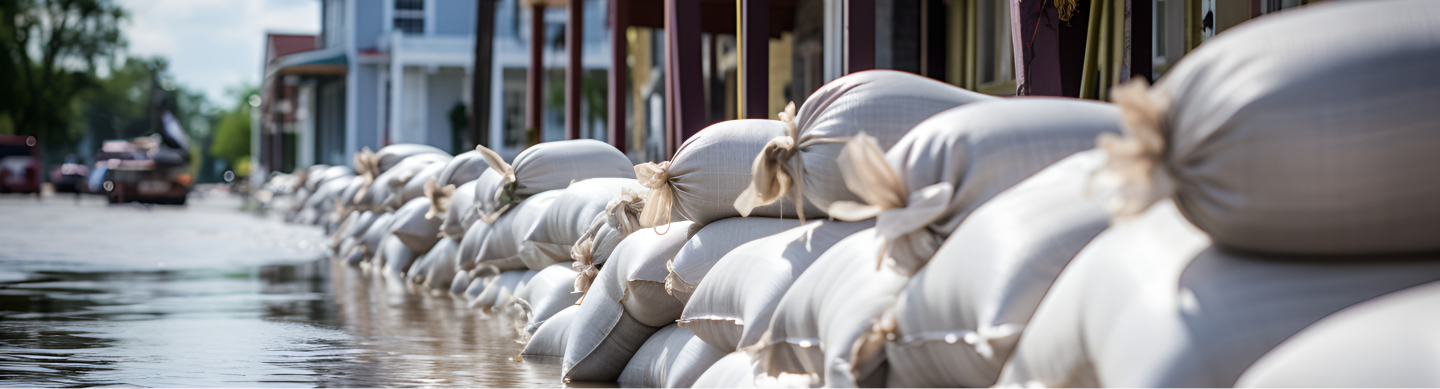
<box><xmin>663</xmin><ymin>259</ymin><xmax>696</xmax><ymax>298</ymax></box>
<box><xmin>475</xmin><ymin>144</ymin><xmax>520</xmax><ymax>223</ymax></box>
<box><xmin>1096</xmin><ymin>78</ymin><xmax>1175</xmax><ymax>221</ymax></box>
<box><xmin>351</xmin><ymin>147</ymin><xmax>380</xmax><ymax>205</ymax></box>
<box><xmin>850</xmin><ymin>307</ymin><xmax>898</xmax><ymax>381</ymax></box>
<box><xmin>635</xmin><ymin>161</ymin><xmax>676</xmax><ymax>231</ymax></box>
<box><xmin>828</xmin><ymin>133</ymin><xmax>953</xmax><ymax>273</ymax></box>
<box><xmin>571</xmin><ymin>189</ymin><xmax>646</xmax><ymax>293</ymax></box>
<box><xmin>735</xmin><ymin>102</ymin><xmax>810</xmax><ymax>222</ymax></box>
<box><xmin>423</xmin><ymin>178</ymin><xmax>456</xmax><ymax>220</ymax></box>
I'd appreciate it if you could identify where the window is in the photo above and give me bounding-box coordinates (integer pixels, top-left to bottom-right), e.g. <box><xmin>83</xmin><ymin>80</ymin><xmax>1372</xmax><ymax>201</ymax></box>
<box><xmin>394</xmin><ymin>0</ymin><xmax>425</xmax><ymax>35</ymax></box>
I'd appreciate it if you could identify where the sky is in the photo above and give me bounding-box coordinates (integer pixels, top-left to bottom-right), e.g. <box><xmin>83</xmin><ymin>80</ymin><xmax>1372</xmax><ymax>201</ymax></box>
<box><xmin>117</xmin><ymin>0</ymin><xmax>320</xmax><ymax>107</ymax></box>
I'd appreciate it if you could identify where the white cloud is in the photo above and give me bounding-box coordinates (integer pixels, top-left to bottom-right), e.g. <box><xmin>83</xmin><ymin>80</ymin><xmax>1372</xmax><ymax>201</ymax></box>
<box><xmin>118</xmin><ymin>0</ymin><xmax>320</xmax><ymax>107</ymax></box>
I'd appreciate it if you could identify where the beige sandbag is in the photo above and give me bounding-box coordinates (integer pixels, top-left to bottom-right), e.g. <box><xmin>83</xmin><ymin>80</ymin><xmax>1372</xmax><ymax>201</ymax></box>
<box><xmin>617</xmin><ymin>221</ymin><xmax>697</xmax><ymax>327</ymax></box>
<box><xmin>434</xmin><ymin>150</ymin><xmax>490</xmax><ymax>188</ymax></box>
<box><xmin>1237</xmin><ymin>281</ymin><xmax>1440</xmax><ymax>388</ymax></box>
<box><xmin>664</xmin><ymin>217</ymin><xmax>806</xmax><ymax>304</ymax></box>
<box><xmin>691</xmin><ymin>351</ymin><xmax>814</xmax><ymax>388</ymax></box>
<box><xmin>679</xmin><ymin>219</ymin><xmax>873</xmax><ymax>354</ymax></box>
<box><xmin>734</xmin><ymin>69</ymin><xmax>995</xmax><ymax>219</ymax></box>
<box><xmin>619</xmin><ymin>324</ymin><xmax>729</xmax><ymax>388</ymax></box>
<box><xmin>634</xmin><ymin>119</ymin><xmax>820</xmax><ymax>228</ymax></box>
<box><xmin>437</xmin><ymin>182</ymin><xmax>478</xmax><ymax>242</ymax></box>
<box><xmin>827</xmin><ymin>97</ymin><xmax>1118</xmax><ymax>276</ymax></box>
<box><xmin>562</xmin><ymin>221</ymin><xmax>695</xmax><ymax>382</ymax></box>
<box><xmin>334</xmin><ymin>175</ymin><xmax>369</xmax><ymax>220</ymax></box>
<box><xmin>995</xmin><ymin>200</ymin><xmax>1440</xmax><ymax>388</ymax></box>
<box><xmin>480</xmin><ymin>191</ymin><xmax>561</xmax><ymax>271</ymax></box>
<box><xmin>522</xmin><ymin>305</ymin><xmax>579</xmax><ymax>359</ymax></box>
<box><xmin>355</xmin><ymin>153</ymin><xmax>450</xmax><ymax>212</ymax></box>
<box><xmin>382</xmin><ymin>161</ymin><xmax>445</xmax><ymax>210</ymax></box>
<box><xmin>1097</xmin><ymin>0</ymin><xmax>1440</xmax><ymax>254</ymax></box>
<box><xmin>524</xmin><ymin>178</ymin><xmax>645</xmax><ymax>271</ymax></box>
<box><xmin>568</xmin><ymin>189</ymin><xmax>643</xmax><ymax>293</ymax></box>
<box><xmin>880</xmin><ymin>150</ymin><xmax>1112</xmax><ymax>387</ymax></box>
<box><xmin>510</xmin><ymin>263</ymin><xmax>582</xmax><ymax>334</ymax></box>
<box><xmin>472</xmin><ymin>140</ymin><xmax>635</xmax><ymax>222</ymax></box>
<box><xmin>387</xmin><ymin>197</ymin><xmax>441</xmax><ymax>253</ymax></box>
<box><xmin>469</xmin><ymin>268</ymin><xmax>538</xmax><ymax>312</ymax></box>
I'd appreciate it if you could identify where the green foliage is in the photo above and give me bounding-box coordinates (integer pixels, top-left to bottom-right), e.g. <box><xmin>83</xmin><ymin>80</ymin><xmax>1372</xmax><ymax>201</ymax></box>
<box><xmin>0</xmin><ymin>0</ymin><xmax>127</xmax><ymax>144</ymax></box>
<box><xmin>210</xmin><ymin>86</ymin><xmax>255</xmax><ymax>170</ymax></box>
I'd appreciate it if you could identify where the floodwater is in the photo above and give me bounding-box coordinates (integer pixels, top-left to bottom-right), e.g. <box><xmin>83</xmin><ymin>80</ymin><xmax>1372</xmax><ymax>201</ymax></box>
<box><xmin>0</xmin><ymin>194</ymin><xmax>565</xmax><ymax>387</ymax></box>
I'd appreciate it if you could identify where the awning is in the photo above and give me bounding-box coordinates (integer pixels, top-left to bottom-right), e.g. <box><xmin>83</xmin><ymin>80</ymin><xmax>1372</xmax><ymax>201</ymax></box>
<box><xmin>265</xmin><ymin>47</ymin><xmax>347</xmax><ymax>79</ymax></box>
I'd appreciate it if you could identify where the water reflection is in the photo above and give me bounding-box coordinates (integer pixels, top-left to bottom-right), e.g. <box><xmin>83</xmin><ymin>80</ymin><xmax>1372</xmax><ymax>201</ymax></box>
<box><xmin>0</xmin><ymin>259</ymin><xmax>565</xmax><ymax>387</ymax></box>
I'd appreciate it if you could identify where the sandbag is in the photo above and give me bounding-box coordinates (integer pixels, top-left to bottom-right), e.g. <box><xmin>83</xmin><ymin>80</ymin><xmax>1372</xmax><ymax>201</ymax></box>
<box><xmin>386</xmin><ymin>197</ymin><xmax>442</xmax><ymax>253</ymax></box>
<box><xmin>469</xmin><ymin>269</ymin><xmax>537</xmax><ymax>312</ymax></box>
<box><xmin>617</xmin><ymin>221</ymin><xmax>697</xmax><ymax>327</ymax></box>
<box><xmin>827</xmin><ymin>97</ymin><xmax>1118</xmax><ymax>276</ymax></box>
<box><xmin>407</xmin><ymin>237</ymin><xmax>459</xmax><ymax>293</ymax></box>
<box><xmin>355</xmin><ymin>212</ymin><xmax>397</xmax><ymax>263</ymax></box>
<box><xmin>619</xmin><ymin>324</ymin><xmax>729</xmax><ymax>388</ymax></box>
<box><xmin>376</xmin><ymin>234</ymin><xmax>419</xmax><ymax>279</ymax></box>
<box><xmin>304</xmin><ymin>176</ymin><xmax>351</xmax><ymax>218</ymax></box>
<box><xmin>522</xmin><ymin>305</ymin><xmax>579</xmax><ymax>359</ymax></box>
<box><xmin>357</xmin><ymin>153</ymin><xmax>449</xmax><ymax>212</ymax></box>
<box><xmin>438</xmin><ymin>182</ymin><xmax>478</xmax><ymax>242</ymax></box>
<box><xmin>472</xmin><ymin>140</ymin><xmax>635</xmax><ymax>222</ymax></box>
<box><xmin>679</xmin><ymin>219</ymin><xmax>873</xmax><ymax>353</ymax></box>
<box><xmin>480</xmin><ymin>191</ymin><xmax>561</xmax><ymax>271</ymax></box>
<box><xmin>734</xmin><ymin>69</ymin><xmax>994</xmax><ymax>219</ymax></box>
<box><xmin>455</xmin><ymin>218</ymin><xmax>494</xmax><ymax>271</ymax></box>
<box><xmin>665</xmin><ymin>217</ymin><xmax>805</xmax><ymax>304</ymax></box>
<box><xmin>634</xmin><ymin>119</ymin><xmax>820</xmax><ymax>228</ymax></box>
<box><xmin>1237</xmin><ymin>281</ymin><xmax>1440</xmax><ymax>388</ymax></box>
<box><xmin>878</xmin><ymin>150</ymin><xmax>1112</xmax><ymax>387</ymax></box>
<box><xmin>353</xmin><ymin>143</ymin><xmax>450</xmax><ymax>183</ymax></box>
<box><xmin>995</xmin><ymin>200</ymin><xmax>1440</xmax><ymax>388</ymax></box>
<box><xmin>525</xmin><ymin>178</ymin><xmax>646</xmax><ymax>272</ymax></box>
<box><xmin>562</xmin><ymin>221</ymin><xmax>694</xmax><ymax>382</ymax></box>
<box><xmin>1097</xmin><ymin>0</ymin><xmax>1440</xmax><ymax>254</ymax></box>
<box><xmin>449</xmin><ymin>270</ymin><xmax>473</xmax><ymax>296</ymax></box>
<box><xmin>510</xmin><ymin>263</ymin><xmax>582</xmax><ymax>334</ymax></box>
<box><xmin>334</xmin><ymin>175</ymin><xmax>370</xmax><ymax>219</ymax></box>
<box><xmin>434</xmin><ymin>150</ymin><xmax>490</xmax><ymax>188</ymax></box>
<box><xmin>691</xmin><ymin>352</ymin><xmax>813</xmax><ymax>388</ymax></box>
<box><xmin>383</xmin><ymin>160</ymin><xmax>445</xmax><ymax>210</ymax></box>
<box><xmin>331</xmin><ymin>210</ymin><xmax>376</xmax><ymax>250</ymax></box>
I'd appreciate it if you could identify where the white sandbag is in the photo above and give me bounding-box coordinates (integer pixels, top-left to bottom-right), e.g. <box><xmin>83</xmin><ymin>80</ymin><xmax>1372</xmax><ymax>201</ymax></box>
<box><xmin>455</xmin><ymin>218</ymin><xmax>495</xmax><ymax>271</ymax></box>
<box><xmin>826</xmin><ymin>97</ymin><xmax>1118</xmax><ymax>276</ymax></box>
<box><xmin>376</xmin><ymin>234</ymin><xmax>419</xmax><ymax>279</ymax></box>
<box><xmin>356</xmin><ymin>153</ymin><xmax>449</xmax><ymax>212</ymax></box>
<box><xmin>510</xmin><ymin>263</ymin><xmax>582</xmax><ymax>334</ymax></box>
<box><xmin>876</xmin><ymin>150</ymin><xmax>1112</xmax><ymax>388</ymax></box>
<box><xmin>679</xmin><ymin>219</ymin><xmax>874</xmax><ymax>353</ymax></box>
<box><xmin>472</xmin><ymin>140</ymin><xmax>635</xmax><ymax>222</ymax></box>
<box><xmin>386</xmin><ymin>197</ymin><xmax>441</xmax><ymax>253</ymax></box>
<box><xmin>1097</xmin><ymin>0</ymin><xmax>1440</xmax><ymax>254</ymax></box>
<box><xmin>356</xmin><ymin>212</ymin><xmax>397</xmax><ymax>263</ymax></box>
<box><xmin>382</xmin><ymin>160</ymin><xmax>445</xmax><ymax>210</ymax></box>
<box><xmin>434</xmin><ymin>150</ymin><xmax>490</xmax><ymax>188</ymax></box>
<box><xmin>337</xmin><ymin>239</ymin><xmax>364</xmax><ymax>266</ymax></box>
<box><xmin>1237</xmin><ymin>281</ymin><xmax>1440</xmax><ymax>388</ymax></box>
<box><xmin>525</xmin><ymin>178</ymin><xmax>646</xmax><ymax>271</ymax></box>
<box><xmin>634</xmin><ymin>119</ymin><xmax>820</xmax><ymax>228</ymax></box>
<box><xmin>734</xmin><ymin>69</ymin><xmax>995</xmax><ymax>219</ymax></box>
<box><xmin>484</xmin><ymin>191</ymin><xmax>560</xmax><ymax>271</ymax></box>
<box><xmin>304</xmin><ymin>176</ymin><xmax>350</xmax><ymax>217</ymax></box>
<box><xmin>620</xmin><ymin>324</ymin><xmax>729</xmax><ymax>388</ymax></box>
<box><xmin>334</xmin><ymin>175</ymin><xmax>370</xmax><ymax>219</ymax></box>
<box><xmin>352</xmin><ymin>143</ymin><xmax>450</xmax><ymax>183</ymax></box>
<box><xmin>522</xmin><ymin>305</ymin><xmax>579</xmax><ymax>359</ymax></box>
<box><xmin>995</xmin><ymin>200</ymin><xmax>1440</xmax><ymax>388</ymax></box>
<box><xmin>692</xmin><ymin>352</ymin><xmax>814</xmax><ymax>388</ymax></box>
<box><xmin>449</xmin><ymin>270</ymin><xmax>473</xmax><ymax>296</ymax></box>
<box><xmin>754</xmin><ymin>228</ymin><xmax>904</xmax><ymax>387</ymax></box>
<box><xmin>561</xmin><ymin>221</ymin><xmax>694</xmax><ymax>382</ymax></box>
<box><xmin>331</xmin><ymin>210</ymin><xmax>376</xmax><ymax>249</ymax></box>
<box><xmin>408</xmin><ymin>237</ymin><xmax>459</xmax><ymax>293</ymax></box>
<box><xmin>664</xmin><ymin>217</ymin><xmax>808</xmax><ymax>304</ymax></box>
<box><xmin>470</xmin><ymin>269</ymin><xmax>538</xmax><ymax>312</ymax></box>
<box><xmin>617</xmin><ymin>221</ymin><xmax>697</xmax><ymax>327</ymax></box>
<box><xmin>462</xmin><ymin>275</ymin><xmax>487</xmax><ymax>300</ymax></box>
<box><xmin>438</xmin><ymin>182</ymin><xmax>478</xmax><ymax>242</ymax></box>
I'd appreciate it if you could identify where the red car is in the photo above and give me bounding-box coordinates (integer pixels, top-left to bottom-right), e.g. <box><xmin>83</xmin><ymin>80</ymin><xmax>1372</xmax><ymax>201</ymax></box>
<box><xmin>0</xmin><ymin>135</ymin><xmax>41</xmax><ymax>193</ymax></box>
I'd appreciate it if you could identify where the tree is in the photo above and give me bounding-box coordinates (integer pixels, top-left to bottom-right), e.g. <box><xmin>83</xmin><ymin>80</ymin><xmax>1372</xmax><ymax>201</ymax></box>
<box><xmin>211</xmin><ymin>86</ymin><xmax>255</xmax><ymax>174</ymax></box>
<box><xmin>0</xmin><ymin>0</ymin><xmax>125</xmax><ymax>144</ymax></box>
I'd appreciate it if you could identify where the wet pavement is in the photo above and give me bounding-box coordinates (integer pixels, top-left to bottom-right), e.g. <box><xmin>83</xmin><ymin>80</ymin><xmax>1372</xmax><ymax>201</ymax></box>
<box><xmin>0</xmin><ymin>194</ymin><xmax>564</xmax><ymax>387</ymax></box>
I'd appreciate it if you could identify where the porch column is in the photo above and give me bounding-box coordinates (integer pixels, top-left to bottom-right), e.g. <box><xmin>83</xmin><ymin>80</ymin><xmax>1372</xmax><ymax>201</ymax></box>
<box><xmin>527</xmin><ymin>4</ymin><xmax>547</xmax><ymax>145</ymax></box>
<box><xmin>607</xmin><ymin>0</ymin><xmax>628</xmax><ymax>152</ymax></box>
<box><xmin>740</xmin><ymin>0</ymin><xmax>769</xmax><ymax>119</ymax></box>
<box><xmin>469</xmin><ymin>0</ymin><xmax>497</xmax><ymax>148</ymax></box>
<box><xmin>844</xmin><ymin>0</ymin><xmax>874</xmax><ymax>73</ymax></box>
<box><xmin>566</xmin><ymin>0</ymin><xmax>583</xmax><ymax>140</ymax></box>
<box><xmin>664</xmin><ymin>0</ymin><xmax>703</xmax><ymax>156</ymax></box>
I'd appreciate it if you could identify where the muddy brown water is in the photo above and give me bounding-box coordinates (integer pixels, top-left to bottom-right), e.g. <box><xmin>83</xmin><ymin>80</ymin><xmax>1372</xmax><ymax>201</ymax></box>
<box><xmin>0</xmin><ymin>195</ymin><xmax>574</xmax><ymax>387</ymax></box>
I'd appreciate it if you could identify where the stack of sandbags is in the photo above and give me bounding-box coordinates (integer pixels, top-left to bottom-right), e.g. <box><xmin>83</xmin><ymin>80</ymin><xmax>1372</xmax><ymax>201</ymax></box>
<box><xmin>733</xmin><ymin>69</ymin><xmax>994</xmax><ymax>220</ymax></box>
<box><xmin>405</xmin><ymin>237</ymin><xmax>460</xmax><ymax>294</ymax></box>
<box><xmin>998</xmin><ymin>2</ymin><xmax>1440</xmax><ymax>386</ymax></box>
<box><xmin>663</xmin><ymin>217</ymin><xmax>807</xmax><ymax>304</ymax></box>
<box><xmin>352</xmin><ymin>147</ymin><xmax>451</xmax><ymax>213</ymax></box>
<box><xmin>506</xmin><ymin>263</ymin><xmax>582</xmax><ymax>334</ymax></box>
<box><xmin>524</xmin><ymin>178</ymin><xmax>646</xmax><ymax>273</ymax></box>
<box><xmin>522</xmin><ymin>305</ymin><xmax>580</xmax><ymax>359</ymax></box>
<box><xmin>471</xmin><ymin>140</ymin><xmax>634</xmax><ymax>222</ymax></box>
<box><xmin>469</xmin><ymin>267</ymin><xmax>539</xmax><ymax>311</ymax></box>
<box><xmin>619</xmin><ymin>324</ymin><xmax>728</xmax><ymax>388</ymax></box>
<box><xmin>473</xmin><ymin>189</ymin><xmax>562</xmax><ymax>271</ymax></box>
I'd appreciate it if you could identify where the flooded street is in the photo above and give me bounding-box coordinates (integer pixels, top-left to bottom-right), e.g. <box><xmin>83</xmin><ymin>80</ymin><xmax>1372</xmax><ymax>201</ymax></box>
<box><xmin>0</xmin><ymin>194</ymin><xmax>563</xmax><ymax>387</ymax></box>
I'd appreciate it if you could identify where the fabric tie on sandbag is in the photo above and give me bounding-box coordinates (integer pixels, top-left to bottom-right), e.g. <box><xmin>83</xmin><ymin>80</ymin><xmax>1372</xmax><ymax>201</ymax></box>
<box><xmin>734</xmin><ymin>70</ymin><xmax>996</xmax><ymax>220</ymax></box>
<box><xmin>388</xmin><ymin>196</ymin><xmax>443</xmax><ymax>253</ymax></box>
<box><xmin>826</xmin><ymin>98</ymin><xmax>1120</xmax><ymax>275</ymax></box>
<box><xmin>439</xmin><ymin>182</ymin><xmax>479</xmax><ymax>242</ymax></box>
<box><xmin>508</xmin><ymin>263</ymin><xmax>582</xmax><ymax>335</ymax></box>
<box><xmin>570</xmin><ymin>188</ymin><xmax>646</xmax><ymax>293</ymax></box>
<box><xmin>1090</xmin><ymin>0</ymin><xmax>1440</xmax><ymax>254</ymax></box>
<box><xmin>423</xmin><ymin>178</ymin><xmax>455</xmax><ymax>221</ymax></box>
<box><xmin>634</xmin><ymin>161</ymin><xmax>676</xmax><ymax>228</ymax></box>
<box><xmin>473</xmin><ymin>145</ymin><xmax>519</xmax><ymax>223</ymax></box>
<box><xmin>526</xmin><ymin>178</ymin><xmax>647</xmax><ymax>274</ymax></box>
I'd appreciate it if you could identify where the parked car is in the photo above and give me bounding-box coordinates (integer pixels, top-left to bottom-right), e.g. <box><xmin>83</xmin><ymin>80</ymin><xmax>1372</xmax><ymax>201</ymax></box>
<box><xmin>50</xmin><ymin>154</ymin><xmax>90</xmax><ymax>193</ymax></box>
<box><xmin>0</xmin><ymin>135</ymin><xmax>41</xmax><ymax>194</ymax></box>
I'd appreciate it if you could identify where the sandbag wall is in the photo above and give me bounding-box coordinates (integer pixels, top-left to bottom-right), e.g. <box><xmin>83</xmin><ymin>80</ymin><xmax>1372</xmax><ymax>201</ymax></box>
<box><xmin>254</xmin><ymin>3</ymin><xmax>1440</xmax><ymax>386</ymax></box>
